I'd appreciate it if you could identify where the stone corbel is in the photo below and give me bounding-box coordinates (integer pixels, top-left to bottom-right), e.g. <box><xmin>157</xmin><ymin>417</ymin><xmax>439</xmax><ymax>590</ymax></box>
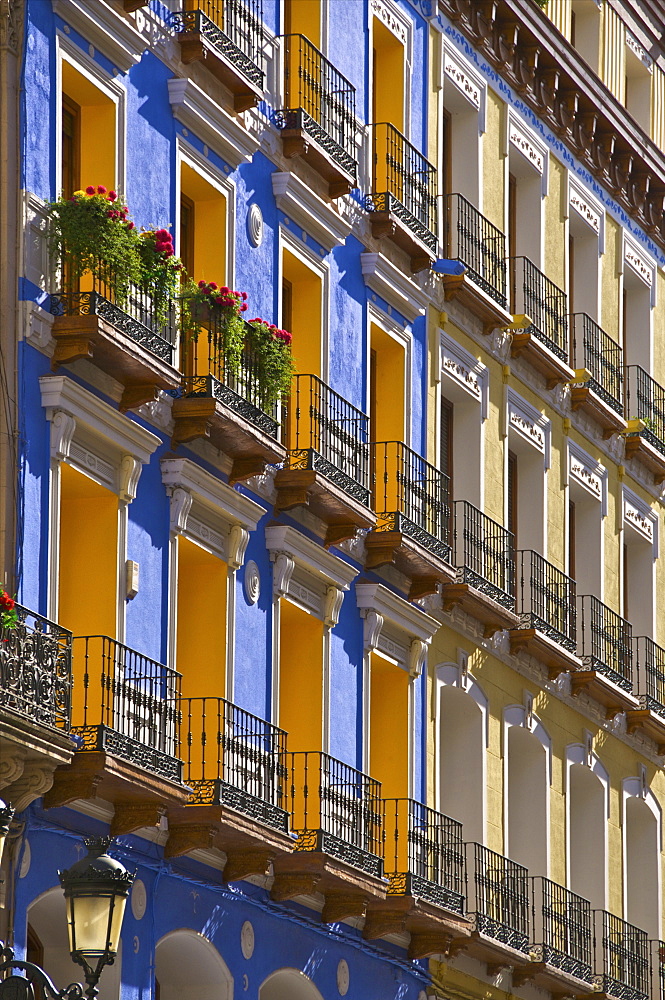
<box><xmin>323</xmin><ymin>585</ymin><xmax>345</xmax><ymax>629</ymax></box>
<box><xmin>119</xmin><ymin>455</ymin><xmax>142</xmax><ymax>504</ymax></box>
<box><xmin>227</xmin><ymin>524</ymin><xmax>249</xmax><ymax>570</ymax></box>
<box><xmin>167</xmin><ymin>487</ymin><xmax>193</xmax><ymax>534</ymax></box>
<box><xmin>272</xmin><ymin>552</ymin><xmax>295</xmax><ymax>598</ymax></box>
<box><xmin>408</xmin><ymin>639</ymin><xmax>428</xmax><ymax>677</ymax></box>
<box><xmin>50</xmin><ymin>410</ymin><xmax>76</xmax><ymax>462</ymax></box>
<box><xmin>362</xmin><ymin>610</ymin><xmax>384</xmax><ymax>652</ymax></box>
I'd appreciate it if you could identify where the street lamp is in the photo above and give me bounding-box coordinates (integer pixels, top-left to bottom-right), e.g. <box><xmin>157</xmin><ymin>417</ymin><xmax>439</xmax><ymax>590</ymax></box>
<box><xmin>0</xmin><ymin>837</ymin><xmax>133</xmax><ymax>1000</ymax></box>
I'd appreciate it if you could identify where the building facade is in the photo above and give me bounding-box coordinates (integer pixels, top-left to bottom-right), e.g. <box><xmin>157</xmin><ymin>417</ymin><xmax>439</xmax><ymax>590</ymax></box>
<box><xmin>0</xmin><ymin>1</ymin><xmax>664</xmax><ymax>999</ymax></box>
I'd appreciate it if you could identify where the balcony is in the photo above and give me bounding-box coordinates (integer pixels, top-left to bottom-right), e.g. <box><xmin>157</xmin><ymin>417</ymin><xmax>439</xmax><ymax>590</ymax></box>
<box><xmin>590</xmin><ymin>911</ymin><xmax>649</xmax><ymax>1000</ymax></box>
<box><xmin>365</xmin><ymin>442</ymin><xmax>456</xmax><ymax>598</ymax></box>
<box><xmin>443</xmin><ymin>194</ymin><xmax>511</xmax><ymax>330</ymax></box>
<box><xmin>509</xmin><ymin>257</ymin><xmax>573</xmax><ymax>388</ymax></box>
<box><xmin>464</xmin><ymin>843</ymin><xmax>530</xmax><ymax>963</ymax></box>
<box><xmin>570</xmin><ymin>314</ymin><xmax>626</xmax><ymax>436</ymax></box>
<box><xmin>171</xmin><ymin>316</ymin><xmax>287</xmax><ymax>484</ymax></box>
<box><xmin>519</xmin><ymin>878</ymin><xmax>593</xmax><ymax>991</ymax></box>
<box><xmin>50</xmin><ymin>273</ymin><xmax>179</xmax><ymax>412</ymax></box>
<box><xmin>275</xmin><ymin>375</ymin><xmax>376</xmax><ymax>548</ymax></box>
<box><xmin>272</xmin><ymin>752</ymin><xmax>386</xmax><ymax>915</ymax></box>
<box><xmin>0</xmin><ymin>605</ymin><xmax>75</xmax><ymax>810</ymax></box>
<box><xmin>170</xmin><ymin>0</ymin><xmax>265</xmax><ymax>113</ymax></box>
<box><xmin>572</xmin><ymin>596</ymin><xmax>639</xmax><ymax>716</ymax></box>
<box><xmin>624</xmin><ymin>366</ymin><xmax>665</xmax><ymax>484</ymax></box>
<box><xmin>45</xmin><ymin>636</ymin><xmax>190</xmax><ymax>833</ymax></box>
<box><xmin>509</xmin><ymin>550</ymin><xmax>582</xmax><ymax>675</ymax></box>
<box><xmin>276</xmin><ymin>34</ymin><xmax>357</xmax><ymax>199</ymax></box>
<box><xmin>626</xmin><ymin>637</ymin><xmax>665</xmax><ymax>753</ymax></box>
<box><xmin>442</xmin><ymin>501</ymin><xmax>519</xmax><ymax>635</ymax></box>
<box><xmin>651</xmin><ymin>940</ymin><xmax>665</xmax><ymax>1000</ymax></box>
<box><xmin>166</xmin><ymin>697</ymin><xmax>293</xmax><ymax>875</ymax></box>
<box><xmin>364</xmin><ymin>799</ymin><xmax>469</xmax><ymax>957</ymax></box>
<box><xmin>366</xmin><ymin>123</ymin><xmax>438</xmax><ymax>272</ymax></box>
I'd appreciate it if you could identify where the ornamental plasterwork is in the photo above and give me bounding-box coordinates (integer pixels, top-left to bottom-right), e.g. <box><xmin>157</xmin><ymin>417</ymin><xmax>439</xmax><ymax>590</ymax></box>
<box><xmin>506</xmin><ymin>109</ymin><xmax>549</xmax><ymax>196</ymax></box>
<box><xmin>440</xmin><ymin>332</ymin><xmax>488</xmax><ymax>419</ymax></box>
<box><xmin>568</xmin><ymin>441</ymin><xmax>608</xmax><ymax>515</ymax></box>
<box><xmin>505</xmin><ymin>387</ymin><xmax>551</xmax><ymax>467</ymax></box>
<box><xmin>444</xmin><ymin>50</ymin><xmax>480</xmax><ymax>109</ymax></box>
<box><xmin>623</xmin><ymin>485</ymin><xmax>658</xmax><ymax>554</ymax></box>
<box><xmin>626</xmin><ymin>31</ymin><xmax>653</xmax><ymax>70</ymax></box>
<box><xmin>623</xmin><ymin>233</ymin><xmax>656</xmax><ymax>302</ymax></box>
<box><xmin>371</xmin><ymin>0</ymin><xmax>409</xmax><ymax>45</ymax></box>
<box><xmin>568</xmin><ymin>175</ymin><xmax>605</xmax><ymax>251</ymax></box>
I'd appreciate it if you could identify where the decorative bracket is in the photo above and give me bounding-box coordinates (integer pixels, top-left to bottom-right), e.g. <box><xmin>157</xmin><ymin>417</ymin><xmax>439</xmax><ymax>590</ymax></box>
<box><xmin>323</xmin><ymin>585</ymin><xmax>345</xmax><ymax>629</ymax></box>
<box><xmin>362</xmin><ymin>610</ymin><xmax>384</xmax><ymax>652</ymax></box>
<box><xmin>272</xmin><ymin>551</ymin><xmax>295</xmax><ymax>598</ymax></box>
<box><xmin>119</xmin><ymin>455</ymin><xmax>142</xmax><ymax>504</ymax></box>
<box><xmin>50</xmin><ymin>410</ymin><xmax>76</xmax><ymax>462</ymax></box>
<box><xmin>227</xmin><ymin>524</ymin><xmax>249</xmax><ymax>570</ymax></box>
<box><xmin>167</xmin><ymin>486</ymin><xmax>193</xmax><ymax>534</ymax></box>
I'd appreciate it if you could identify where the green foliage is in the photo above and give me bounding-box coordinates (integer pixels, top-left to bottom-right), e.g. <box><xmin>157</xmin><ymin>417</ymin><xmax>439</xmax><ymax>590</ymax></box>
<box><xmin>137</xmin><ymin>230</ymin><xmax>183</xmax><ymax>328</ymax></box>
<box><xmin>246</xmin><ymin>319</ymin><xmax>296</xmax><ymax>408</ymax></box>
<box><xmin>0</xmin><ymin>585</ymin><xmax>18</xmax><ymax>630</ymax></box>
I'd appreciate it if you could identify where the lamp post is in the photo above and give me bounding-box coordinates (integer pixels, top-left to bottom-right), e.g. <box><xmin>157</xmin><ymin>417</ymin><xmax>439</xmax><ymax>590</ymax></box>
<box><xmin>0</xmin><ymin>837</ymin><xmax>133</xmax><ymax>1000</ymax></box>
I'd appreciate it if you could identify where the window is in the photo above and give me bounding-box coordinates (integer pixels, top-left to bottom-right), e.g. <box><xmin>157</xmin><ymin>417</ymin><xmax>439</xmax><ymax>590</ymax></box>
<box><xmin>369</xmin><ymin>649</ymin><xmax>410</xmax><ymax>797</ymax></box>
<box><xmin>284</xmin><ymin>0</ymin><xmax>321</xmax><ymax>48</ymax></box>
<box><xmin>369</xmin><ymin>323</ymin><xmax>405</xmax><ymax>443</ymax></box>
<box><xmin>441</xmin><ymin>50</ymin><xmax>482</xmax><ymax>206</ymax></box>
<box><xmin>623</xmin><ymin>530</ymin><xmax>655</xmax><ymax>637</ymax></box>
<box><xmin>570</xmin><ymin>0</ymin><xmax>601</xmax><ymax>73</ymax></box>
<box><xmin>438</xmin><ymin>681</ymin><xmax>485</xmax><ymax>842</ymax></box>
<box><xmin>176</xmin><ymin>535</ymin><xmax>227</xmax><ymax>699</ymax></box>
<box><xmin>507</xmin><ymin>450</ymin><xmax>518</xmax><ymax>547</ymax></box>
<box><xmin>625</xmin><ymin>44</ymin><xmax>652</xmax><ymax>134</ymax></box>
<box><xmin>505</xmin><ymin>392</ymin><xmax>550</xmax><ymax>556</ymax></box>
<box><xmin>279</xmin><ymin>599</ymin><xmax>324</xmax><ymax>750</ymax></box>
<box><xmin>61</xmin><ymin>58</ymin><xmax>116</xmax><ymax>194</ymax></box>
<box><xmin>372</xmin><ymin>16</ymin><xmax>405</xmax><ymax>132</ymax></box>
<box><xmin>440</xmin><ymin>396</ymin><xmax>453</xmax><ymax>496</ymax></box>
<box><xmin>624</xmin><ymin>784</ymin><xmax>661</xmax><ymax>938</ymax></box>
<box><xmin>506</xmin><ymin>720</ymin><xmax>549</xmax><ymax>875</ymax></box>
<box><xmin>506</xmin><ymin>112</ymin><xmax>547</xmax><ymax>274</ymax></box>
<box><xmin>568</xmin><ymin>759</ymin><xmax>607</xmax><ymax>909</ymax></box>
<box><xmin>568</xmin><ymin>458</ymin><xmax>603</xmax><ymax>598</ymax></box>
<box><xmin>282</xmin><ymin>247</ymin><xmax>323</xmax><ymax>378</ymax></box>
<box><xmin>568</xmin><ymin>221</ymin><xmax>600</xmax><ymax>322</ymax></box>
<box><xmin>622</xmin><ymin>259</ymin><xmax>653</xmax><ymax>372</ymax></box>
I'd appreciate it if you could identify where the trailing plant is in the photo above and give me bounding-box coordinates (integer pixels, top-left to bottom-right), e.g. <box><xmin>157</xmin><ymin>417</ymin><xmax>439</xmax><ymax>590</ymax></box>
<box><xmin>47</xmin><ymin>186</ymin><xmax>142</xmax><ymax>305</ymax></box>
<box><xmin>0</xmin><ymin>585</ymin><xmax>18</xmax><ymax>630</ymax></box>
<box><xmin>137</xmin><ymin>228</ymin><xmax>184</xmax><ymax>328</ymax></box>
<box><xmin>246</xmin><ymin>318</ymin><xmax>296</xmax><ymax>408</ymax></box>
<box><xmin>180</xmin><ymin>279</ymin><xmax>249</xmax><ymax>374</ymax></box>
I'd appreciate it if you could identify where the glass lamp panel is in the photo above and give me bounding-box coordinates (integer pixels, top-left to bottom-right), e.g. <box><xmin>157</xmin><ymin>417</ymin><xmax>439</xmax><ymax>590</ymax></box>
<box><xmin>108</xmin><ymin>893</ymin><xmax>128</xmax><ymax>954</ymax></box>
<box><xmin>70</xmin><ymin>893</ymin><xmax>115</xmax><ymax>956</ymax></box>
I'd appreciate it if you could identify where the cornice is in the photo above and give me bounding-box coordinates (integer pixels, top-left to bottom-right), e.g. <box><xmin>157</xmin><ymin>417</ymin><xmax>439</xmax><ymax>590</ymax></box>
<box><xmin>355</xmin><ymin>581</ymin><xmax>440</xmax><ymax>643</ymax></box>
<box><xmin>160</xmin><ymin>456</ymin><xmax>267</xmax><ymax>531</ymax></box>
<box><xmin>39</xmin><ymin>375</ymin><xmax>160</xmax><ymax>463</ymax></box>
<box><xmin>360</xmin><ymin>252</ymin><xmax>429</xmax><ymax>323</ymax></box>
<box><xmin>271</xmin><ymin>171</ymin><xmax>352</xmax><ymax>251</ymax></box>
<box><xmin>168</xmin><ymin>77</ymin><xmax>260</xmax><ymax>168</ymax></box>
<box><xmin>436</xmin><ymin>0</ymin><xmax>665</xmax><ymax>248</ymax></box>
<box><xmin>265</xmin><ymin>524</ymin><xmax>358</xmax><ymax>589</ymax></box>
<box><xmin>52</xmin><ymin>0</ymin><xmax>145</xmax><ymax>72</ymax></box>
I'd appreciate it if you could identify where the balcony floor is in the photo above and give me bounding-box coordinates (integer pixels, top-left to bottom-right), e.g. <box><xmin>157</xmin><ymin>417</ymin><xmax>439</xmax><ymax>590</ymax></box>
<box><xmin>442</xmin><ymin>272</ymin><xmax>512</xmax><ymax>333</ymax></box>
<box><xmin>442</xmin><ymin>582</ymin><xmax>519</xmax><ymax>636</ymax></box>
<box><xmin>275</xmin><ymin>462</ymin><xmax>376</xmax><ymax>547</ymax></box>
<box><xmin>364</xmin><ymin>887</ymin><xmax>470</xmax><ymax>956</ymax></box>
<box><xmin>512</xmin><ymin>956</ymin><xmax>594</xmax><ymax>994</ymax></box>
<box><xmin>510</xmin><ymin>328</ymin><xmax>574</xmax><ymax>389</ymax></box>
<box><xmin>271</xmin><ymin>836</ymin><xmax>387</xmax><ymax>910</ymax></box>
<box><xmin>365</xmin><ymin>525</ymin><xmax>456</xmax><ymax>598</ymax></box>
<box><xmin>624</xmin><ymin>432</ymin><xmax>665</xmax><ymax>485</ymax></box>
<box><xmin>570</xmin><ymin>668</ymin><xmax>640</xmax><ymax>718</ymax></box>
<box><xmin>570</xmin><ymin>384</ymin><xmax>626</xmax><ymax>437</ymax></box>
<box><xmin>52</xmin><ymin>313</ymin><xmax>179</xmax><ymax>412</ymax></box>
<box><xmin>369</xmin><ymin>197</ymin><xmax>437</xmax><ymax>273</ymax></box>
<box><xmin>509</xmin><ymin>628</ymin><xmax>583</xmax><ymax>677</ymax></box>
<box><xmin>279</xmin><ymin>111</ymin><xmax>357</xmax><ymax>199</ymax></box>
<box><xmin>175</xmin><ymin>19</ymin><xmax>263</xmax><ymax>113</ymax></box>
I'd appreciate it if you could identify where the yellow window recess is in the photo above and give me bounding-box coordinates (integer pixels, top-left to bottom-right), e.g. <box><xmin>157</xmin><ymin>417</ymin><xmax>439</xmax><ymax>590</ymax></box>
<box><xmin>279</xmin><ymin>599</ymin><xmax>324</xmax><ymax>751</ymax></box>
<box><xmin>282</xmin><ymin>248</ymin><xmax>322</xmax><ymax>378</ymax></box>
<box><xmin>369</xmin><ymin>650</ymin><xmax>409</xmax><ymax>798</ymax></box>
<box><xmin>176</xmin><ymin>535</ymin><xmax>227</xmax><ymax>699</ymax></box>
<box><xmin>284</xmin><ymin>0</ymin><xmax>321</xmax><ymax>49</ymax></box>
<box><xmin>61</xmin><ymin>60</ymin><xmax>116</xmax><ymax>194</ymax></box>
<box><xmin>372</xmin><ymin>17</ymin><xmax>405</xmax><ymax>132</ymax></box>
<box><xmin>369</xmin><ymin>324</ymin><xmax>405</xmax><ymax>444</ymax></box>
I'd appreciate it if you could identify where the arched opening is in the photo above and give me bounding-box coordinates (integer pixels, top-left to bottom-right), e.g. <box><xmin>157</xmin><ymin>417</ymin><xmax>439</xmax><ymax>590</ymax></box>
<box><xmin>506</xmin><ymin>725</ymin><xmax>548</xmax><ymax>875</ymax></box>
<box><xmin>259</xmin><ymin>969</ymin><xmax>325</xmax><ymax>1000</ymax></box>
<box><xmin>569</xmin><ymin>763</ymin><xmax>606</xmax><ymax>908</ymax></box>
<box><xmin>27</xmin><ymin>887</ymin><xmax>122</xmax><ymax>999</ymax></box>
<box><xmin>439</xmin><ymin>684</ymin><xmax>484</xmax><ymax>842</ymax></box>
<box><xmin>155</xmin><ymin>930</ymin><xmax>233</xmax><ymax>1000</ymax></box>
<box><xmin>625</xmin><ymin>796</ymin><xmax>660</xmax><ymax>937</ymax></box>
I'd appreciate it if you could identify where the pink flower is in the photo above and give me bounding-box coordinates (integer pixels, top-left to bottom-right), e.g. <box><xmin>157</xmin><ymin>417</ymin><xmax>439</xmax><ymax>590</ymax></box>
<box><xmin>85</xmin><ymin>185</ymin><xmax>96</xmax><ymax>195</ymax></box>
<box><xmin>215</xmin><ymin>296</ymin><xmax>225</xmax><ymax>305</ymax></box>
<box><xmin>108</xmin><ymin>191</ymin><xmax>117</xmax><ymax>202</ymax></box>
<box><xmin>249</xmin><ymin>318</ymin><xmax>261</xmax><ymax>324</ymax></box>
<box><xmin>220</xmin><ymin>286</ymin><xmax>229</xmax><ymax>295</ymax></box>
<box><xmin>208</xmin><ymin>282</ymin><xmax>218</xmax><ymax>291</ymax></box>
<box><xmin>127</xmin><ymin>221</ymin><xmax>135</xmax><ymax>230</ymax></box>
<box><xmin>198</xmin><ymin>280</ymin><xmax>207</xmax><ymax>288</ymax></box>
<box><xmin>241</xmin><ymin>291</ymin><xmax>248</xmax><ymax>301</ymax></box>
<box><xmin>240</xmin><ymin>303</ymin><xmax>248</xmax><ymax>311</ymax></box>
<box><xmin>97</xmin><ymin>185</ymin><xmax>107</xmax><ymax>195</ymax></box>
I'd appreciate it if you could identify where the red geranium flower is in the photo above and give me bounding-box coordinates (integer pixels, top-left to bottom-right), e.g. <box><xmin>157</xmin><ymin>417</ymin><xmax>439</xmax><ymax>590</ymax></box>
<box><xmin>97</xmin><ymin>185</ymin><xmax>107</xmax><ymax>195</ymax></box>
<box><xmin>0</xmin><ymin>592</ymin><xmax>15</xmax><ymax>611</ymax></box>
<box><xmin>85</xmin><ymin>185</ymin><xmax>96</xmax><ymax>195</ymax></box>
<box><xmin>108</xmin><ymin>191</ymin><xmax>118</xmax><ymax>202</ymax></box>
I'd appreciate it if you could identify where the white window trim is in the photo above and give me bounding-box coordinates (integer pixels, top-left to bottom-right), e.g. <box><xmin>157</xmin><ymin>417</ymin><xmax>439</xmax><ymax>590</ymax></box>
<box><xmin>622</xmin><ymin>484</ymin><xmax>659</xmax><ymax>554</ymax></box>
<box><xmin>56</xmin><ymin>35</ymin><xmax>126</xmax><ymax>198</ymax></box>
<box><xmin>622</xmin><ymin>774</ymin><xmax>663</xmax><ymax>935</ymax></box>
<box><xmin>273</xmin><ymin>171</ymin><xmax>352</xmax><ymax>252</ymax></box>
<box><xmin>504</xmin><ymin>107</ymin><xmax>549</xmax><ymax>197</ymax></box>
<box><xmin>176</xmin><ymin>138</ymin><xmax>236</xmax><ymax>290</ymax></box>
<box><xmin>441</xmin><ymin>38</ymin><xmax>486</xmax><ymax>132</ymax></box>
<box><xmin>168</xmin><ymin>78</ymin><xmax>260</xmax><ymax>169</ymax></box>
<box><xmin>568</xmin><ymin>439</ymin><xmax>608</xmax><ymax>515</ymax></box>
<box><xmin>564</xmin><ymin>742</ymin><xmax>609</xmax><ymax>908</ymax></box>
<box><xmin>361</xmin><ymin>252</ymin><xmax>428</xmax><ymax>325</ymax></box>
<box><xmin>367</xmin><ymin>302</ymin><xmax>413</xmax><ymax>445</ymax></box>
<box><xmin>503</xmin><ymin>702</ymin><xmax>552</xmax><ymax>875</ymax></box>
<box><xmin>435</xmin><ymin>661</ymin><xmax>488</xmax><ymax>843</ymax></box>
<box><xmin>439</xmin><ymin>331</ymin><xmax>489</xmax><ymax>419</ymax></box>
<box><xmin>53</xmin><ymin>0</ymin><xmax>144</xmax><ymax>73</ymax></box>
<box><xmin>504</xmin><ymin>386</ymin><xmax>551</xmax><ymax>468</ymax></box>
<box><xmin>567</xmin><ymin>173</ymin><xmax>606</xmax><ymax>253</ymax></box>
<box><xmin>622</xmin><ymin>231</ymin><xmax>657</xmax><ymax>307</ymax></box>
<box><xmin>40</xmin><ymin>375</ymin><xmax>161</xmax><ymax>638</ymax></box>
<box><xmin>279</xmin><ymin>225</ymin><xmax>330</xmax><ymax>384</ymax></box>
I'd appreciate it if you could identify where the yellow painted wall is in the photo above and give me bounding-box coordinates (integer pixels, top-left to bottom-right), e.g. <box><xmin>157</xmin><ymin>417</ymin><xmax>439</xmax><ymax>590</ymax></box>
<box><xmin>601</xmin><ymin>216</ymin><xmax>621</xmax><ymax>341</ymax></box>
<box><xmin>370</xmin><ymin>323</ymin><xmax>405</xmax><ymax>442</ymax></box>
<box><xmin>61</xmin><ymin>61</ymin><xmax>115</xmax><ymax>193</ymax></box>
<box><xmin>653</xmin><ymin>66</ymin><xmax>665</xmax><ymax>150</ymax></box>
<box><xmin>279</xmin><ymin>599</ymin><xmax>323</xmax><ymax>750</ymax></box>
<box><xmin>546</xmin><ymin>0</ymin><xmax>570</xmax><ymax>38</ymax></box>
<box><xmin>176</xmin><ymin>535</ymin><xmax>227</xmax><ymax>700</ymax></box>
<box><xmin>602</xmin><ymin>4</ymin><xmax>626</xmax><ymax>103</ymax></box>
<box><xmin>284</xmin><ymin>0</ymin><xmax>320</xmax><ymax>48</ymax></box>
<box><xmin>369</xmin><ymin>651</ymin><xmax>409</xmax><ymax>798</ymax></box>
<box><xmin>482</xmin><ymin>90</ymin><xmax>504</xmax><ymax>231</ymax></box>
<box><xmin>181</xmin><ymin>162</ymin><xmax>227</xmax><ymax>285</ymax></box>
<box><xmin>283</xmin><ymin>248</ymin><xmax>321</xmax><ymax>377</ymax></box>
<box><xmin>372</xmin><ymin>18</ymin><xmax>404</xmax><ymax>131</ymax></box>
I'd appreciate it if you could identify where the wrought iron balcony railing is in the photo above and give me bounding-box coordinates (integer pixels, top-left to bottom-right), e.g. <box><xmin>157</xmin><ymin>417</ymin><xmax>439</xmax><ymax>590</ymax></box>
<box><xmin>383</xmin><ymin>798</ymin><xmax>464</xmax><ymax>914</ymax></box>
<box><xmin>285</xmin><ymin>374</ymin><xmax>371</xmax><ymax>507</ymax></box>
<box><xmin>181</xmin><ymin>696</ymin><xmax>288</xmax><ymax>832</ymax></box>
<box><xmin>510</xmin><ymin>257</ymin><xmax>569</xmax><ymax>362</ymax></box>
<box><xmin>593</xmin><ymin>910</ymin><xmax>649</xmax><ymax>1000</ymax></box>
<box><xmin>176</xmin><ymin>314</ymin><xmax>279</xmax><ymax>438</ymax></box>
<box><xmin>451</xmin><ymin>501</ymin><xmax>515</xmax><ymax>609</ymax></box>
<box><xmin>577</xmin><ymin>595</ymin><xmax>633</xmax><ymax>692</ymax></box>
<box><xmin>514</xmin><ymin>550</ymin><xmax>577</xmax><ymax>652</ymax></box>
<box><xmin>465</xmin><ymin>843</ymin><xmax>529</xmax><ymax>953</ymax></box>
<box><xmin>0</xmin><ymin>604</ymin><xmax>72</xmax><ymax>730</ymax></box>
<box><xmin>626</xmin><ymin>365</ymin><xmax>665</xmax><ymax>457</ymax></box>
<box><xmin>372</xmin><ymin>441</ymin><xmax>451</xmax><ymax>561</ymax></box>
<box><xmin>277</xmin><ymin>33</ymin><xmax>357</xmax><ymax>179</ymax></box>
<box><xmin>634</xmin><ymin>636</ymin><xmax>665</xmax><ymax>716</ymax></box>
<box><xmin>531</xmin><ymin>877</ymin><xmax>593</xmax><ymax>983</ymax></box>
<box><xmin>171</xmin><ymin>0</ymin><xmax>265</xmax><ymax>90</ymax></box>
<box><xmin>290</xmin><ymin>751</ymin><xmax>383</xmax><ymax>878</ymax></box>
<box><xmin>50</xmin><ymin>268</ymin><xmax>176</xmax><ymax>364</ymax></box>
<box><xmin>651</xmin><ymin>939</ymin><xmax>665</xmax><ymax>1000</ymax></box>
<box><xmin>446</xmin><ymin>194</ymin><xmax>507</xmax><ymax>307</ymax></box>
<box><xmin>368</xmin><ymin>123</ymin><xmax>438</xmax><ymax>255</ymax></box>
<box><xmin>71</xmin><ymin>636</ymin><xmax>182</xmax><ymax>783</ymax></box>
<box><xmin>571</xmin><ymin>313</ymin><xmax>623</xmax><ymax>414</ymax></box>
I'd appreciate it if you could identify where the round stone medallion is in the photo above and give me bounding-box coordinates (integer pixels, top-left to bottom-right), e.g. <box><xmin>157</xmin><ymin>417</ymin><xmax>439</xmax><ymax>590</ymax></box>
<box><xmin>131</xmin><ymin>878</ymin><xmax>147</xmax><ymax>920</ymax></box>
<box><xmin>336</xmin><ymin>959</ymin><xmax>349</xmax><ymax>996</ymax></box>
<box><xmin>244</xmin><ymin>560</ymin><xmax>260</xmax><ymax>605</ymax></box>
<box><xmin>248</xmin><ymin>203</ymin><xmax>264</xmax><ymax>247</ymax></box>
<box><xmin>241</xmin><ymin>920</ymin><xmax>255</xmax><ymax>959</ymax></box>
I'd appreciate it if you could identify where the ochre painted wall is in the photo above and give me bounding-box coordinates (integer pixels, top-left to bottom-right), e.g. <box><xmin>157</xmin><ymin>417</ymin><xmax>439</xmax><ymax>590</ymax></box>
<box><xmin>369</xmin><ymin>651</ymin><xmax>409</xmax><ymax>798</ymax></box>
<box><xmin>279</xmin><ymin>598</ymin><xmax>324</xmax><ymax>751</ymax></box>
<box><xmin>176</xmin><ymin>534</ymin><xmax>227</xmax><ymax>700</ymax></box>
